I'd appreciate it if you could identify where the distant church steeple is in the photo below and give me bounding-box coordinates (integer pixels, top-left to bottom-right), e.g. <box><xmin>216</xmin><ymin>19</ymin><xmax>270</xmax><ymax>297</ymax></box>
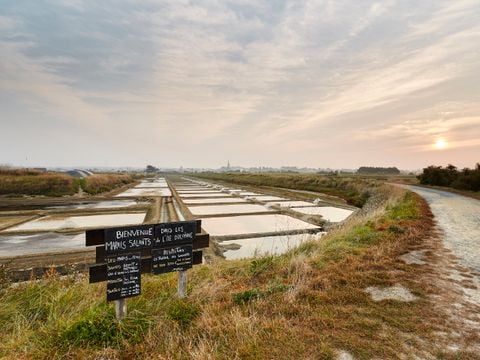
<box><xmin>227</xmin><ymin>160</ymin><xmax>230</xmax><ymax>169</ymax></box>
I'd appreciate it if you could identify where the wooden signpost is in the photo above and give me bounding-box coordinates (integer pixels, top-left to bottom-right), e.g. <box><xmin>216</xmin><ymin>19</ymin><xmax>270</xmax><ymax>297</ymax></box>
<box><xmin>86</xmin><ymin>219</ymin><xmax>209</xmax><ymax>320</ymax></box>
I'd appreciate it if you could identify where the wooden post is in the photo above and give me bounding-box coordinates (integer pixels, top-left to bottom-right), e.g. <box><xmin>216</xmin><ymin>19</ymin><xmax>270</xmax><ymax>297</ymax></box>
<box><xmin>115</xmin><ymin>298</ymin><xmax>127</xmax><ymax>321</ymax></box>
<box><xmin>171</xmin><ymin>197</ymin><xmax>189</xmax><ymax>298</ymax></box>
<box><xmin>177</xmin><ymin>270</ymin><xmax>187</xmax><ymax>298</ymax></box>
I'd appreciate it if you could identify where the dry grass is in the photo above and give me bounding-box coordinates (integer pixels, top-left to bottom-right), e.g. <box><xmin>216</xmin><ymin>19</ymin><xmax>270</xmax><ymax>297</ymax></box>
<box><xmin>0</xmin><ymin>187</ymin><xmax>458</xmax><ymax>359</ymax></box>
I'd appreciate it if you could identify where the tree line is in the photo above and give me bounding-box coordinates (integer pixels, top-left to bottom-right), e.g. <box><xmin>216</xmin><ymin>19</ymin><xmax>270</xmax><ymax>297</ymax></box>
<box><xmin>357</xmin><ymin>167</ymin><xmax>400</xmax><ymax>175</ymax></box>
<box><xmin>417</xmin><ymin>163</ymin><xmax>480</xmax><ymax>191</ymax></box>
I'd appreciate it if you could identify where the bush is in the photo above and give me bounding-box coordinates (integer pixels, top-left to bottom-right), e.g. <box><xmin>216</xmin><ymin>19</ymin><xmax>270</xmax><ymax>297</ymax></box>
<box><xmin>417</xmin><ymin>163</ymin><xmax>479</xmax><ymax>191</ymax></box>
<box><xmin>165</xmin><ymin>300</ymin><xmax>200</xmax><ymax>327</ymax></box>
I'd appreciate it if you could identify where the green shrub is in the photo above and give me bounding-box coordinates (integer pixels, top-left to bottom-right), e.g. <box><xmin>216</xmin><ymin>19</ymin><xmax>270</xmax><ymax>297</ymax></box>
<box><xmin>232</xmin><ymin>289</ymin><xmax>262</xmax><ymax>304</ymax></box>
<box><xmin>165</xmin><ymin>300</ymin><xmax>200</xmax><ymax>327</ymax></box>
<box><xmin>58</xmin><ymin>305</ymin><xmax>150</xmax><ymax>348</ymax></box>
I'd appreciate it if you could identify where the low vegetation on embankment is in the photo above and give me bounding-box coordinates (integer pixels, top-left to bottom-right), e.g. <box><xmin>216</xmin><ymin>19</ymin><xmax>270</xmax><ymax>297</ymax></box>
<box><xmin>193</xmin><ymin>172</ymin><xmax>376</xmax><ymax>207</ymax></box>
<box><xmin>0</xmin><ymin>168</ymin><xmax>135</xmax><ymax>196</ymax></box>
<box><xmin>1</xmin><ymin>185</ymin><xmax>464</xmax><ymax>359</ymax></box>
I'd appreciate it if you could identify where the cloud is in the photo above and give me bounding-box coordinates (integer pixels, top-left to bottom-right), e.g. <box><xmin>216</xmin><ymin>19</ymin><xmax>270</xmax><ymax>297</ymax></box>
<box><xmin>0</xmin><ymin>0</ymin><xmax>479</xmax><ymax>168</ymax></box>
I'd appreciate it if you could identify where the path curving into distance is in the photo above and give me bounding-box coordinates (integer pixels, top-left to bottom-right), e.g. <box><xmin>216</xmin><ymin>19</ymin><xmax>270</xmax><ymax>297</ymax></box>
<box><xmin>403</xmin><ymin>185</ymin><xmax>480</xmax><ymax>273</ymax></box>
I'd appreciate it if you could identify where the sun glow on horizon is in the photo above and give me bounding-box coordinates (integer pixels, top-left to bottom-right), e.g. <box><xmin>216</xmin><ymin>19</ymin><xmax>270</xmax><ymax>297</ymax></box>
<box><xmin>434</xmin><ymin>138</ymin><xmax>448</xmax><ymax>150</ymax></box>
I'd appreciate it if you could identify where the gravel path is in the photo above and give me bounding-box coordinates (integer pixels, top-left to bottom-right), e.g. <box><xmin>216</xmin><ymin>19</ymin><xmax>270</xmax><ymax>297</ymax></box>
<box><xmin>404</xmin><ymin>185</ymin><xmax>480</xmax><ymax>273</ymax></box>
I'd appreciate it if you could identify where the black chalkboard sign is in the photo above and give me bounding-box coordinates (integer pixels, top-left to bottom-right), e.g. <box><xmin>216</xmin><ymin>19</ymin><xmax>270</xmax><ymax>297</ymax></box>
<box><xmin>152</xmin><ymin>245</ymin><xmax>193</xmax><ymax>274</ymax></box>
<box><xmin>154</xmin><ymin>221</ymin><xmax>197</xmax><ymax>248</ymax></box>
<box><xmin>104</xmin><ymin>224</ymin><xmax>154</xmax><ymax>254</ymax></box>
<box><xmin>106</xmin><ymin>253</ymin><xmax>141</xmax><ymax>301</ymax></box>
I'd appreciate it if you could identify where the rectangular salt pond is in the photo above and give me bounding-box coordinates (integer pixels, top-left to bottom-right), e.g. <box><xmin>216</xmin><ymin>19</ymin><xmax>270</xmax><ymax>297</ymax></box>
<box><xmin>134</xmin><ymin>183</ymin><xmax>169</xmax><ymax>188</ymax></box>
<box><xmin>45</xmin><ymin>200</ymin><xmax>148</xmax><ymax>210</ymax></box>
<box><xmin>180</xmin><ymin>193</ymin><xmax>232</xmax><ymax>198</ymax></box>
<box><xmin>265</xmin><ymin>201</ymin><xmax>314</xmax><ymax>208</ymax></box>
<box><xmin>188</xmin><ymin>204</ymin><xmax>271</xmax><ymax>216</ymax></box>
<box><xmin>183</xmin><ymin>198</ymin><xmax>247</xmax><ymax>204</ymax></box>
<box><xmin>221</xmin><ymin>233</ymin><xmax>320</xmax><ymax>260</ymax></box>
<box><xmin>293</xmin><ymin>207</ymin><xmax>354</xmax><ymax>222</ymax></box>
<box><xmin>177</xmin><ymin>190</ymin><xmax>224</xmax><ymax>194</ymax></box>
<box><xmin>250</xmin><ymin>195</ymin><xmax>289</xmax><ymax>201</ymax></box>
<box><xmin>201</xmin><ymin>214</ymin><xmax>320</xmax><ymax>236</ymax></box>
<box><xmin>5</xmin><ymin>213</ymin><xmax>146</xmax><ymax>232</ymax></box>
<box><xmin>0</xmin><ymin>232</ymin><xmax>85</xmax><ymax>257</ymax></box>
<box><xmin>116</xmin><ymin>188</ymin><xmax>172</xmax><ymax>197</ymax></box>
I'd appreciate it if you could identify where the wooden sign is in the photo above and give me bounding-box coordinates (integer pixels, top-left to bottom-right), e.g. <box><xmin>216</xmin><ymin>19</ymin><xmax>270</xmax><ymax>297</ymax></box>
<box><xmin>154</xmin><ymin>220</ymin><xmax>197</xmax><ymax>247</ymax></box>
<box><xmin>106</xmin><ymin>253</ymin><xmax>141</xmax><ymax>301</ymax></box>
<box><xmin>152</xmin><ymin>244</ymin><xmax>193</xmax><ymax>274</ymax></box>
<box><xmin>85</xmin><ymin>219</ymin><xmax>209</xmax><ymax>298</ymax></box>
<box><xmin>105</xmin><ymin>224</ymin><xmax>155</xmax><ymax>254</ymax></box>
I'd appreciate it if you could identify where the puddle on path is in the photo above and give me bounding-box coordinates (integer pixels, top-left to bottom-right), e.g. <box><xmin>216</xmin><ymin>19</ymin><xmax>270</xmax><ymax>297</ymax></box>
<box><xmin>221</xmin><ymin>233</ymin><xmax>319</xmax><ymax>260</ymax></box>
<box><xmin>5</xmin><ymin>213</ymin><xmax>146</xmax><ymax>232</ymax></box>
<box><xmin>0</xmin><ymin>232</ymin><xmax>85</xmax><ymax>256</ymax></box>
<box><xmin>201</xmin><ymin>214</ymin><xmax>320</xmax><ymax>236</ymax></box>
<box><xmin>188</xmin><ymin>204</ymin><xmax>271</xmax><ymax>216</ymax></box>
<box><xmin>293</xmin><ymin>207</ymin><xmax>353</xmax><ymax>222</ymax></box>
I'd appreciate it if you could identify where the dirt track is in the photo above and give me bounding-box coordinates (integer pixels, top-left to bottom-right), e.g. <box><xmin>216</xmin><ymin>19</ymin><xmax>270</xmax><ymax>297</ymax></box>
<box><xmin>404</xmin><ymin>186</ymin><xmax>480</xmax><ymax>276</ymax></box>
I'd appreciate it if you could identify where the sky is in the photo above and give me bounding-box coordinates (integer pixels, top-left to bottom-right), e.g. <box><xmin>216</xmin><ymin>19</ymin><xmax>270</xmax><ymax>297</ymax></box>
<box><xmin>0</xmin><ymin>0</ymin><xmax>479</xmax><ymax>170</ymax></box>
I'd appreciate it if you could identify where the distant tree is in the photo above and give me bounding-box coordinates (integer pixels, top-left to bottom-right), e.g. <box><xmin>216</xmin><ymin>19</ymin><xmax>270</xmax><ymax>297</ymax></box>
<box><xmin>357</xmin><ymin>167</ymin><xmax>400</xmax><ymax>175</ymax></box>
<box><xmin>146</xmin><ymin>165</ymin><xmax>159</xmax><ymax>173</ymax></box>
<box><xmin>417</xmin><ymin>163</ymin><xmax>479</xmax><ymax>191</ymax></box>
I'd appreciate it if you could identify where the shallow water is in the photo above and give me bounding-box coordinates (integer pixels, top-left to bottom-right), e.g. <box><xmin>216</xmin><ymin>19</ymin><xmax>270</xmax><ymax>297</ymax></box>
<box><xmin>293</xmin><ymin>206</ymin><xmax>353</xmax><ymax>222</ymax></box>
<box><xmin>222</xmin><ymin>233</ymin><xmax>320</xmax><ymax>260</ymax></box>
<box><xmin>5</xmin><ymin>213</ymin><xmax>146</xmax><ymax>232</ymax></box>
<box><xmin>116</xmin><ymin>188</ymin><xmax>172</xmax><ymax>197</ymax></box>
<box><xmin>182</xmin><ymin>198</ymin><xmax>247</xmax><ymax>204</ymax></box>
<box><xmin>201</xmin><ymin>214</ymin><xmax>320</xmax><ymax>236</ymax></box>
<box><xmin>0</xmin><ymin>232</ymin><xmax>85</xmax><ymax>256</ymax></box>
<box><xmin>188</xmin><ymin>204</ymin><xmax>271</xmax><ymax>216</ymax></box>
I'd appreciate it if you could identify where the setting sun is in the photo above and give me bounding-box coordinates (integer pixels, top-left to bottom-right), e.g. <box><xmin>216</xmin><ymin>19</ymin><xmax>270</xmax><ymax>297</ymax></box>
<box><xmin>434</xmin><ymin>138</ymin><xmax>448</xmax><ymax>150</ymax></box>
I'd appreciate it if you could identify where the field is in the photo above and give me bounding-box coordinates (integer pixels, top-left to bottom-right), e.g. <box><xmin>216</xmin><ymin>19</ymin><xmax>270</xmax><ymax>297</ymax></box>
<box><xmin>0</xmin><ymin>168</ymin><xmax>135</xmax><ymax>196</ymax></box>
<box><xmin>193</xmin><ymin>172</ymin><xmax>380</xmax><ymax>207</ymax></box>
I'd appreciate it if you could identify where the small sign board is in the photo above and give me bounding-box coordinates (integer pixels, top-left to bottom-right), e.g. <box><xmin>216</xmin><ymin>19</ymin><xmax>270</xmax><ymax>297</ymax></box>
<box><xmin>154</xmin><ymin>220</ymin><xmax>197</xmax><ymax>247</ymax></box>
<box><xmin>106</xmin><ymin>253</ymin><xmax>141</xmax><ymax>301</ymax></box>
<box><xmin>104</xmin><ymin>224</ymin><xmax>154</xmax><ymax>254</ymax></box>
<box><xmin>152</xmin><ymin>244</ymin><xmax>193</xmax><ymax>274</ymax></box>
